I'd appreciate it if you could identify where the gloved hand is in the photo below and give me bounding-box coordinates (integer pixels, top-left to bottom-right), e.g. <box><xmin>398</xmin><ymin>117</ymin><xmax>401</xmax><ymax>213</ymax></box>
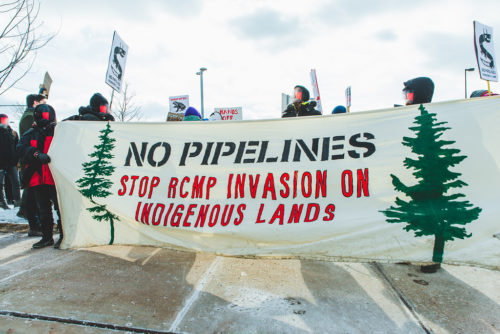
<box><xmin>34</xmin><ymin>152</ymin><xmax>51</xmax><ymax>164</ymax></box>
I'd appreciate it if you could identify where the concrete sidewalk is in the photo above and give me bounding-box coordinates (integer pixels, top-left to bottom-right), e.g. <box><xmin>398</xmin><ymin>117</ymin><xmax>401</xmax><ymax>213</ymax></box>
<box><xmin>0</xmin><ymin>231</ymin><xmax>499</xmax><ymax>334</ymax></box>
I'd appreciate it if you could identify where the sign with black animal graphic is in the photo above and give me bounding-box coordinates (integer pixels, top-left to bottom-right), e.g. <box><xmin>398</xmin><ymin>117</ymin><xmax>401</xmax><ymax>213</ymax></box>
<box><xmin>474</xmin><ymin>21</ymin><xmax>498</xmax><ymax>82</ymax></box>
<box><xmin>105</xmin><ymin>31</ymin><xmax>129</xmax><ymax>92</ymax></box>
<box><xmin>167</xmin><ymin>95</ymin><xmax>189</xmax><ymax>121</ymax></box>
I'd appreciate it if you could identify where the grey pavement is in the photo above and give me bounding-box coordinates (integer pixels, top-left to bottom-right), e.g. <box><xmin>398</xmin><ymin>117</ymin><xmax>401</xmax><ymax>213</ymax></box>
<box><xmin>0</xmin><ymin>231</ymin><xmax>499</xmax><ymax>334</ymax></box>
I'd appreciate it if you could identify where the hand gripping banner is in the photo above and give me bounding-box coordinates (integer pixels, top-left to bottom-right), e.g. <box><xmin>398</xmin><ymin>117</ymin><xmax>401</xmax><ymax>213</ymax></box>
<box><xmin>49</xmin><ymin>97</ymin><xmax>500</xmax><ymax>268</ymax></box>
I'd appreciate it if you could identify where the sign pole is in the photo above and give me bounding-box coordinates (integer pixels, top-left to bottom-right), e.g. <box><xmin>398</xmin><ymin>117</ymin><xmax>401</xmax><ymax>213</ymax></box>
<box><xmin>109</xmin><ymin>90</ymin><xmax>115</xmax><ymax>110</ymax></box>
<box><xmin>487</xmin><ymin>80</ymin><xmax>491</xmax><ymax>96</ymax></box>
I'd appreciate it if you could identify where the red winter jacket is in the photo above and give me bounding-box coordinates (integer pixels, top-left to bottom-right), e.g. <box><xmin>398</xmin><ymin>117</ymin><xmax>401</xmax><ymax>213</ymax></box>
<box><xmin>17</xmin><ymin>126</ymin><xmax>55</xmax><ymax>188</ymax></box>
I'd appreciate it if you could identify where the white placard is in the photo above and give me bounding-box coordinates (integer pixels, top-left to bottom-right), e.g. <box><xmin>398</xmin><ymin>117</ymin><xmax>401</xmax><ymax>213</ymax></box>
<box><xmin>474</xmin><ymin>21</ymin><xmax>498</xmax><ymax>82</ymax></box>
<box><xmin>105</xmin><ymin>31</ymin><xmax>129</xmax><ymax>92</ymax></box>
<box><xmin>214</xmin><ymin>107</ymin><xmax>242</xmax><ymax>121</ymax></box>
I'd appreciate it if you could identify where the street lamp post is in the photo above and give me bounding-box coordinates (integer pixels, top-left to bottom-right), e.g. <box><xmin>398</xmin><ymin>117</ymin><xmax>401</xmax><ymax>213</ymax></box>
<box><xmin>196</xmin><ymin>67</ymin><xmax>207</xmax><ymax>118</ymax></box>
<box><xmin>464</xmin><ymin>67</ymin><xmax>475</xmax><ymax>98</ymax></box>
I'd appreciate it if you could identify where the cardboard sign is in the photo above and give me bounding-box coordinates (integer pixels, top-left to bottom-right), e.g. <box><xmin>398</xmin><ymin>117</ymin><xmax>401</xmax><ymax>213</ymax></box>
<box><xmin>310</xmin><ymin>69</ymin><xmax>323</xmax><ymax>113</ymax></box>
<box><xmin>167</xmin><ymin>95</ymin><xmax>189</xmax><ymax>121</ymax></box>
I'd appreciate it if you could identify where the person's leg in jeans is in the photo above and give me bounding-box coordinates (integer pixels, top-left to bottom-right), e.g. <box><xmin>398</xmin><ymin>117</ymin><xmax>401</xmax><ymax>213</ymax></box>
<box><xmin>6</xmin><ymin>165</ymin><xmax>21</xmax><ymax>206</ymax></box>
<box><xmin>32</xmin><ymin>185</ymin><xmax>55</xmax><ymax>248</ymax></box>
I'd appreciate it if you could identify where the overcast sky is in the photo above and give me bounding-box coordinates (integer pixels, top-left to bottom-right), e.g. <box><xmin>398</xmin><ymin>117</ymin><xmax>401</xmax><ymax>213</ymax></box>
<box><xmin>1</xmin><ymin>0</ymin><xmax>499</xmax><ymax>122</ymax></box>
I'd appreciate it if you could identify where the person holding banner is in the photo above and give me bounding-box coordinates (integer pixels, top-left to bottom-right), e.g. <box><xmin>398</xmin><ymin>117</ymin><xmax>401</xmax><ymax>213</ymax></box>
<box><xmin>402</xmin><ymin>77</ymin><xmax>435</xmax><ymax>106</ymax></box>
<box><xmin>282</xmin><ymin>85</ymin><xmax>321</xmax><ymax>118</ymax></box>
<box><xmin>17</xmin><ymin>104</ymin><xmax>61</xmax><ymax>249</ymax></box>
<box><xmin>183</xmin><ymin>106</ymin><xmax>202</xmax><ymax>121</ymax></box>
<box><xmin>66</xmin><ymin>93</ymin><xmax>115</xmax><ymax>121</ymax></box>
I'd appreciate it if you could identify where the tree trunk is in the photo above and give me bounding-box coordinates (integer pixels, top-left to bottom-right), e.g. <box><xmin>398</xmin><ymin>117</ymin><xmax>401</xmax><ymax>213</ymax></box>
<box><xmin>109</xmin><ymin>217</ymin><xmax>115</xmax><ymax>245</ymax></box>
<box><xmin>432</xmin><ymin>233</ymin><xmax>445</xmax><ymax>263</ymax></box>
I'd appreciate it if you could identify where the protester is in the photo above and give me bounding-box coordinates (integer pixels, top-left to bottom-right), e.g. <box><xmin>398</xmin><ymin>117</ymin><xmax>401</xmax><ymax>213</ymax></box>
<box><xmin>402</xmin><ymin>77</ymin><xmax>434</xmax><ymax>105</ymax></box>
<box><xmin>17</xmin><ymin>104</ymin><xmax>61</xmax><ymax>248</ymax></box>
<box><xmin>65</xmin><ymin>93</ymin><xmax>115</xmax><ymax>121</ymax></box>
<box><xmin>17</xmin><ymin>94</ymin><xmax>46</xmax><ymax>234</ymax></box>
<box><xmin>282</xmin><ymin>85</ymin><xmax>322</xmax><ymax>118</ymax></box>
<box><xmin>469</xmin><ymin>90</ymin><xmax>498</xmax><ymax>98</ymax></box>
<box><xmin>0</xmin><ymin>114</ymin><xmax>21</xmax><ymax>210</ymax></box>
<box><xmin>332</xmin><ymin>105</ymin><xmax>347</xmax><ymax>114</ymax></box>
<box><xmin>19</xmin><ymin>94</ymin><xmax>47</xmax><ymax>137</ymax></box>
<box><xmin>183</xmin><ymin>107</ymin><xmax>202</xmax><ymax>121</ymax></box>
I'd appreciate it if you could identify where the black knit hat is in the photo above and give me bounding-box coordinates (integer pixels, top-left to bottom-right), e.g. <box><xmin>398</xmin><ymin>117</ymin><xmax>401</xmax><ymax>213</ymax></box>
<box><xmin>89</xmin><ymin>93</ymin><xmax>109</xmax><ymax>114</ymax></box>
<box><xmin>34</xmin><ymin>104</ymin><xmax>56</xmax><ymax>127</ymax></box>
<box><xmin>403</xmin><ymin>77</ymin><xmax>434</xmax><ymax>104</ymax></box>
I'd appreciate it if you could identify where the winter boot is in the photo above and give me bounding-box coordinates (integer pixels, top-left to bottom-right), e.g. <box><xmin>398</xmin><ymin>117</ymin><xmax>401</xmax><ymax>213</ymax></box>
<box><xmin>32</xmin><ymin>238</ymin><xmax>54</xmax><ymax>249</ymax></box>
<box><xmin>54</xmin><ymin>219</ymin><xmax>63</xmax><ymax>249</ymax></box>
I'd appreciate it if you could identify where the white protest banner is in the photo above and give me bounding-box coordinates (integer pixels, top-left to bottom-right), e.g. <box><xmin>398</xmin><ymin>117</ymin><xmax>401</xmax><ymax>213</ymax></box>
<box><xmin>167</xmin><ymin>95</ymin><xmax>189</xmax><ymax>121</ymax></box>
<box><xmin>49</xmin><ymin>97</ymin><xmax>500</xmax><ymax>268</ymax></box>
<box><xmin>310</xmin><ymin>69</ymin><xmax>323</xmax><ymax>113</ymax></box>
<box><xmin>474</xmin><ymin>21</ymin><xmax>498</xmax><ymax>82</ymax></box>
<box><xmin>105</xmin><ymin>31</ymin><xmax>129</xmax><ymax>92</ymax></box>
<box><xmin>214</xmin><ymin>107</ymin><xmax>242</xmax><ymax>121</ymax></box>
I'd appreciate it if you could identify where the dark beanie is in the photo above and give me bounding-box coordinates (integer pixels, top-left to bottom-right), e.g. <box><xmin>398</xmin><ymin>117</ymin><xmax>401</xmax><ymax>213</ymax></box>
<box><xmin>34</xmin><ymin>104</ymin><xmax>56</xmax><ymax>127</ymax></box>
<box><xmin>403</xmin><ymin>77</ymin><xmax>434</xmax><ymax>104</ymax></box>
<box><xmin>89</xmin><ymin>93</ymin><xmax>108</xmax><ymax>114</ymax></box>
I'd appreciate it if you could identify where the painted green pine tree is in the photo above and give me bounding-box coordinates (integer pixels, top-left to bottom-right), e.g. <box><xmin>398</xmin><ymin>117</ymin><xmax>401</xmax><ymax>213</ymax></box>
<box><xmin>381</xmin><ymin>104</ymin><xmax>481</xmax><ymax>263</ymax></box>
<box><xmin>76</xmin><ymin>122</ymin><xmax>119</xmax><ymax>244</ymax></box>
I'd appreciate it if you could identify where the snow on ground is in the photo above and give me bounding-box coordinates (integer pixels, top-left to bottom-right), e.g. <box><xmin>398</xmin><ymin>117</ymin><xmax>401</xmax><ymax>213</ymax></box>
<box><xmin>0</xmin><ymin>207</ymin><xmax>28</xmax><ymax>224</ymax></box>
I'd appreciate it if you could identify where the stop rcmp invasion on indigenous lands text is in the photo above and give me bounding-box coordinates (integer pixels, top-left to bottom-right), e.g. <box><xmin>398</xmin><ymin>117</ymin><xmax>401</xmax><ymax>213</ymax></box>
<box><xmin>116</xmin><ymin>133</ymin><xmax>376</xmax><ymax>229</ymax></box>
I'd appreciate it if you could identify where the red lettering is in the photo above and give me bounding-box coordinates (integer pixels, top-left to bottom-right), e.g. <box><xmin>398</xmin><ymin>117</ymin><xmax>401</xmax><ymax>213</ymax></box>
<box><xmin>235</xmin><ymin>174</ymin><xmax>245</xmax><ymax>198</ymax></box>
<box><xmin>357</xmin><ymin>168</ymin><xmax>369</xmax><ymax>197</ymax></box>
<box><xmin>141</xmin><ymin>203</ymin><xmax>154</xmax><ymax>225</ymax></box>
<box><xmin>152</xmin><ymin>204</ymin><xmax>165</xmax><ymax>225</ymax></box>
<box><xmin>163</xmin><ymin>203</ymin><xmax>174</xmax><ymax>226</ymax></box>
<box><xmin>183</xmin><ymin>204</ymin><xmax>197</xmax><ymax>227</ymax></box>
<box><xmin>135</xmin><ymin>201</ymin><xmax>142</xmax><ymax>222</ymax></box>
<box><xmin>180</xmin><ymin>177</ymin><xmax>190</xmax><ymax>198</ymax></box>
<box><xmin>206</xmin><ymin>177</ymin><xmax>217</xmax><ymax>199</ymax></box>
<box><xmin>234</xmin><ymin>204</ymin><xmax>246</xmax><ymax>225</ymax></box>
<box><xmin>315</xmin><ymin>170</ymin><xmax>327</xmax><ymax>198</ymax></box>
<box><xmin>323</xmin><ymin>204</ymin><xmax>335</xmax><ymax>221</ymax></box>
<box><xmin>262</xmin><ymin>173</ymin><xmax>276</xmax><ymax>200</ymax></box>
<box><xmin>301</xmin><ymin>172</ymin><xmax>312</xmax><ymax>198</ymax></box>
<box><xmin>227</xmin><ymin>173</ymin><xmax>233</xmax><ymax>198</ymax></box>
<box><xmin>139</xmin><ymin>176</ymin><xmax>149</xmax><ymax>197</ymax></box>
<box><xmin>171</xmin><ymin>205</ymin><xmax>184</xmax><ymax>227</ymax></box>
<box><xmin>221</xmin><ymin>205</ymin><xmax>234</xmax><ymax>226</ymax></box>
<box><xmin>342</xmin><ymin>170</ymin><xmax>353</xmax><ymax>197</ymax></box>
<box><xmin>118</xmin><ymin>175</ymin><xmax>128</xmax><ymax>196</ymax></box>
<box><xmin>256</xmin><ymin>204</ymin><xmax>266</xmax><ymax>223</ymax></box>
<box><xmin>280</xmin><ymin>173</ymin><xmax>290</xmax><ymax>198</ymax></box>
<box><xmin>288</xmin><ymin>204</ymin><xmax>303</xmax><ymax>223</ymax></box>
<box><xmin>149</xmin><ymin>177</ymin><xmax>160</xmax><ymax>199</ymax></box>
<box><xmin>249</xmin><ymin>175</ymin><xmax>260</xmax><ymax>198</ymax></box>
<box><xmin>168</xmin><ymin>178</ymin><xmax>178</xmax><ymax>198</ymax></box>
<box><xmin>269</xmin><ymin>204</ymin><xmax>285</xmax><ymax>225</ymax></box>
<box><xmin>195</xmin><ymin>205</ymin><xmax>210</xmax><ymax>227</ymax></box>
<box><xmin>129</xmin><ymin>175</ymin><xmax>139</xmax><ymax>195</ymax></box>
<box><xmin>293</xmin><ymin>171</ymin><xmax>298</xmax><ymax>198</ymax></box>
<box><xmin>192</xmin><ymin>176</ymin><xmax>206</xmax><ymax>199</ymax></box>
<box><xmin>209</xmin><ymin>205</ymin><xmax>220</xmax><ymax>227</ymax></box>
<box><xmin>305</xmin><ymin>203</ymin><xmax>320</xmax><ymax>222</ymax></box>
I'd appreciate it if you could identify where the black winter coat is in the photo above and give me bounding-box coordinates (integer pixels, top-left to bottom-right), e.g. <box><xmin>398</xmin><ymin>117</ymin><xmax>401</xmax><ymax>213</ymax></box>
<box><xmin>64</xmin><ymin>106</ymin><xmax>115</xmax><ymax>121</ymax></box>
<box><xmin>0</xmin><ymin>126</ymin><xmax>19</xmax><ymax>169</ymax></box>
<box><xmin>282</xmin><ymin>101</ymin><xmax>322</xmax><ymax>118</ymax></box>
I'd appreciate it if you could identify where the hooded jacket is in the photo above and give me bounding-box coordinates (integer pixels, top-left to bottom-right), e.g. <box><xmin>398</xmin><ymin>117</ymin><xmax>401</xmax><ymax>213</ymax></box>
<box><xmin>17</xmin><ymin>104</ymin><xmax>56</xmax><ymax>188</ymax></box>
<box><xmin>65</xmin><ymin>93</ymin><xmax>115</xmax><ymax>121</ymax></box>
<box><xmin>0</xmin><ymin>125</ymin><xmax>19</xmax><ymax>169</ymax></box>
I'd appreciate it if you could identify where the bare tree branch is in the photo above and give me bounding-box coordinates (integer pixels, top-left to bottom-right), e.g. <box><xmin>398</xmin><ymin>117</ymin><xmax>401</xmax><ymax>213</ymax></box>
<box><xmin>111</xmin><ymin>83</ymin><xmax>143</xmax><ymax>122</ymax></box>
<box><xmin>0</xmin><ymin>0</ymin><xmax>55</xmax><ymax>95</ymax></box>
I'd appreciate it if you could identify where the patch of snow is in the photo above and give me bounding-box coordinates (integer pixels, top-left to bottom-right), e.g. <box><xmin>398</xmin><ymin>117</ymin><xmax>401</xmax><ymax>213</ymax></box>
<box><xmin>0</xmin><ymin>207</ymin><xmax>27</xmax><ymax>224</ymax></box>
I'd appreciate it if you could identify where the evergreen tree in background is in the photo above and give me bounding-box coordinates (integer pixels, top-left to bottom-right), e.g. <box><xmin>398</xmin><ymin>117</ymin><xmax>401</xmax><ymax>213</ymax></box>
<box><xmin>76</xmin><ymin>122</ymin><xmax>119</xmax><ymax>244</ymax></box>
<box><xmin>381</xmin><ymin>105</ymin><xmax>481</xmax><ymax>263</ymax></box>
